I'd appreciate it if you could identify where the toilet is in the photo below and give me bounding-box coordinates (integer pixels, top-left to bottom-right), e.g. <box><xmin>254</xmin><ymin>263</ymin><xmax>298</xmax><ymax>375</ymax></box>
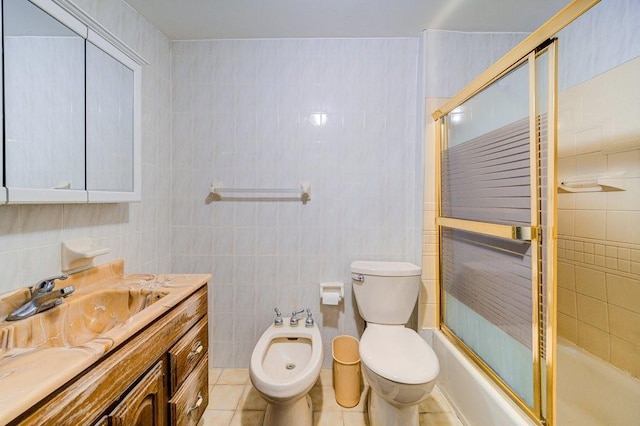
<box><xmin>249</xmin><ymin>315</ymin><xmax>322</xmax><ymax>426</ymax></box>
<box><xmin>351</xmin><ymin>261</ymin><xmax>440</xmax><ymax>426</ymax></box>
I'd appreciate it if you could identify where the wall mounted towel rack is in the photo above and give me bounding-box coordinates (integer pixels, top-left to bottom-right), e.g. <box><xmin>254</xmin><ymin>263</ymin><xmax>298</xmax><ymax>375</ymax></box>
<box><xmin>209</xmin><ymin>181</ymin><xmax>311</xmax><ymax>204</ymax></box>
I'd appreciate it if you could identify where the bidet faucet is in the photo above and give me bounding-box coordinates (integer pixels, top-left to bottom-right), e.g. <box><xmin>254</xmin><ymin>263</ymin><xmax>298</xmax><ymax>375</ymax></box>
<box><xmin>290</xmin><ymin>308</ymin><xmax>305</xmax><ymax>326</ymax></box>
<box><xmin>274</xmin><ymin>307</ymin><xmax>283</xmax><ymax>327</ymax></box>
<box><xmin>6</xmin><ymin>274</ymin><xmax>75</xmax><ymax>321</ymax></box>
<box><xmin>305</xmin><ymin>308</ymin><xmax>315</xmax><ymax>328</ymax></box>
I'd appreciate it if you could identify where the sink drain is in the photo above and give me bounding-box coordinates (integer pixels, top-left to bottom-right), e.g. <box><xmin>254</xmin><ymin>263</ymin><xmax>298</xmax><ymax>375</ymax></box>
<box><xmin>286</xmin><ymin>363</ymin><xmax>296</xmax><ymax>370</ymax></box>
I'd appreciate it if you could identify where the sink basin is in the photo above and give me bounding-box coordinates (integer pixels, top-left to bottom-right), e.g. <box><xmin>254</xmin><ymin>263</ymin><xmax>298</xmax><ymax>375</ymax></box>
<box><xmin>0</xmin><ymin>287</ymin><xmax>168</xmax><ymax>352</ymax></box>
<box><xmin>0</xmin><ymin>261</ymin><xmax>211</xmax><ymax>426</ymax></box>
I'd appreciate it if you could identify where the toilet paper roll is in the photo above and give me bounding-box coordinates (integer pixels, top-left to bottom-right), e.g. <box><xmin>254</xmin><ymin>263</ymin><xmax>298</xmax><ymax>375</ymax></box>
<box><xmin>321</xmin><ymin>290</ymin><xmax>341</xmax><ymax>305</ymax></box>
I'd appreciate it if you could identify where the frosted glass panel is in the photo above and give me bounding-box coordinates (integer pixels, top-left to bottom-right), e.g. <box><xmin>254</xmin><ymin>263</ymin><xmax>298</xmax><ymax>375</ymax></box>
<box><xmin>441</xmin><ymin>117</ymin><xmax>531</xmax><ymax>225</ymax></box>
<box><xmin>441</xmin><ymin>59</ymin><xmax>535</xmax><ymax>408</ymax></box>
<box><xmin>442</xmin><ymin>62</ymin><xmax>531</xmax><ymax>226</ymax></box>
<box><xmin>447</xmin><ymin>63</ymin><xmax>529</xmax><ymax>148</ymax></box>
<box><xmin>442</xmin><ymin>229</ymin><xmax>534</xmax><ymax>405</ymax></box>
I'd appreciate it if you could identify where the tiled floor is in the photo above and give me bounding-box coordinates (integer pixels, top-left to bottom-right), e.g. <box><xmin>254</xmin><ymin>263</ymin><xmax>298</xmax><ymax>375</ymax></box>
<box><xmin>197</xmin><ymin>368</ymin><xmax>464</xmax><ymax>426</ymax></box>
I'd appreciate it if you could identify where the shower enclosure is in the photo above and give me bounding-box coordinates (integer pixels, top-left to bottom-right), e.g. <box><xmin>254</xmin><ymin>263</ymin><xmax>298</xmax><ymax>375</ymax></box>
<box><xmin>430</xmin><ymin>1</ymin><xmax>640</xmax><ymax>425</ymax></box>
<box><xmin>434</xmin><ymin>43</ymin><xmax>556</xmax><ymax>425</ymax></box>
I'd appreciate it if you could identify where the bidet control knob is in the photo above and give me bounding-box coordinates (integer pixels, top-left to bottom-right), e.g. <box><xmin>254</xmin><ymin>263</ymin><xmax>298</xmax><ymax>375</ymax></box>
<box><xmin>305</xmin><ymin>308</ymin><xmax>314</xmax><ymax>327</ymax></box>
<box><xmin>290</xmin><ymin>308</ymin><xmax>305</xmax><ymax>326</ymax></box>
<box><xmin>274</xmin><ymin>307</ymin><xmax>283</xmax><ymax>327</ymax></box>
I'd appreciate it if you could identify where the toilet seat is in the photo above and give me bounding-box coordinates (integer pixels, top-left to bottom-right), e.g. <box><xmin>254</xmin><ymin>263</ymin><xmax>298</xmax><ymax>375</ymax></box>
<box><xmin>360</xmin><ymin>324</ymin><xmax>438</xmax><ymax>385</ymax></box>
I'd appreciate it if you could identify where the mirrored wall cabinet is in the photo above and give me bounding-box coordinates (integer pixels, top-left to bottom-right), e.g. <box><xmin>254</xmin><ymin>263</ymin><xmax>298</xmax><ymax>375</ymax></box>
<box><xmin>1</xmin><ymin>0</ymin><xmax>146</xmax><ymax>204</ymax></box>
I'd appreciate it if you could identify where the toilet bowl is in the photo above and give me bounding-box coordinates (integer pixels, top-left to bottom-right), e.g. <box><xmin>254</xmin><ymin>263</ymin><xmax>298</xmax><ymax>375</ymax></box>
<box><xmin>360</xmin><ymin>324</ymin><xmax>439</xmax><ymax>425</ymax></box>
<box><xmin>249</xmin><ymin>318</ymin><xmax>322</xmax><ymax>426</ymax></box>
<box><xmin>351</xmin><ymin>261</ymin><xmax>440</xmax><ymax>426</ymax></box>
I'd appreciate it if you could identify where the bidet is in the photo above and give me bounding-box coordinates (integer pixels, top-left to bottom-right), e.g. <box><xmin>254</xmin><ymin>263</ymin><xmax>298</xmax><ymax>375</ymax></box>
<box><xmin>250</xmin><ymin>312</ymin><xmax>322</xmax><ymax>426</ymax></box>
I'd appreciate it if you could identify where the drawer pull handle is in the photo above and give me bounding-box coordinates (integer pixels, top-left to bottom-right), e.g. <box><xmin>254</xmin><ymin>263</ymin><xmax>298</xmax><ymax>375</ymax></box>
<box><xmin>187</xmin><ymin>392</ymin><xmax>204</xmax><ymax>415</ymax></box>
<box><xmin>187</xmin><ymin>341</ymin><xmax>204</xmax><ymax>359</ymax></box>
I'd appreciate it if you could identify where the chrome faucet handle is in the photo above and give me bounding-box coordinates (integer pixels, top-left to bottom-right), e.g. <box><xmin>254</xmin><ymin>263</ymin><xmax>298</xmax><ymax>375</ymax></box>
<box><xmin>32</xmin><ymin>274</ymin><xmax>68</xmax><ymax>294</ymax></box>
<box><xmin>274</xmin><ymin>307</ymin><xmax>283</xmax><ymax>327</ymax></box>
<box><xmin>7</xmin><ymin>282</ymin><xmax>75</xmax><ymax>321</ymax></box>
<box><xmin>305</xmin><ymin>308</ymin><xmax>314</xmax><ymax>328</ymax></box>
<box><xmin>290</xmin><ymin>308</ymin><xmax>305</xmax><ymax>326</ymax></box>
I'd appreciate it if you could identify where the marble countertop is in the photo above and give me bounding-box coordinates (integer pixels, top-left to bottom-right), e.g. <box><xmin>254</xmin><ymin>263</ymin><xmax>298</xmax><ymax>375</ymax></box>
<box><xmin>0</xmin><ymin>260</ymin><xmax>210</xmax><ymax>425</ymax></box>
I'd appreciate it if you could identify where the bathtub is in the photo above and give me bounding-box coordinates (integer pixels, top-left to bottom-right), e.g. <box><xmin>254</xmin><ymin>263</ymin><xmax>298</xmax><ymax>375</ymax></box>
<box><xmin>430</xmin><ymin>330</ymin><xmax>640</xmax><ymax>426</ymax></box>
<box><xmin>431</xmin><ymin>330</ymin><xmax>536</xmax><ymax>426</ymax></box>
<box><xmin>557</xmin><ymin>338</ymin><xmax>640</xmax><ymax>426</ymax></box>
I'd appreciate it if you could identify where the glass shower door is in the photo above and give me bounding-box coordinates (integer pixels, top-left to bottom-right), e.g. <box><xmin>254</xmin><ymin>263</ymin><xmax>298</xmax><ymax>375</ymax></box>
<box><xmin>436</xmin><ymin>43</ymin><xmax>556</xmax><ymax>424</ymax></box>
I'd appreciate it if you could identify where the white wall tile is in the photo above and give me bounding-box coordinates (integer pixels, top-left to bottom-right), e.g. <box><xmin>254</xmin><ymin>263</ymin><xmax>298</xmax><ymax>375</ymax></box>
<box><xmin>171</xmin><ymin>38</ymin><xmax>422</xmax><ymax>367</ymax></box>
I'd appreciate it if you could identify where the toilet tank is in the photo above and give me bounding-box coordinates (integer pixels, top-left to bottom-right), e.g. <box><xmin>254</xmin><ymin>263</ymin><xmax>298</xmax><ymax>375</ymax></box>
<box><xmin>351</xmin><ymin>261</ymin><xmax>421</xmax><ymax>325</ymax></box>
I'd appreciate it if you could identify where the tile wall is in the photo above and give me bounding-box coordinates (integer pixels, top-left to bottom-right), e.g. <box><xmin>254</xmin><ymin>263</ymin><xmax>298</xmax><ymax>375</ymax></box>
<box><xmin>0</xmin><ymin>0</ymin><xmax>173</xmax><ymax>293</ymax></box>
<box><xmin>422</xmin><ymin>30</ymin><xmax>528</xmax><ymax>99</ymax></box>
<box><xmin>170</xmin><ymin>38</ymin><xmax>421</xmax><ymax>367</ymax></box>
<box><xmin>557</xmin><ymin>0</ymin><xmax>640</xmax><ymax>91</ymax></box>
<box><xmin>554</xmin><ymin>0</ymin><xmax>640</xmax><ymax>377</ymax></box>
<box><xmin>557</xmin><ymin>55</ymin><xmax>640</xmax><ymax>377</ymax></box>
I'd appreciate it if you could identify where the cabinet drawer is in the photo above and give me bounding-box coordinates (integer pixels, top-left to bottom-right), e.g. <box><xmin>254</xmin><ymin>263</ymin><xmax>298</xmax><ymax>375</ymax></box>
<box><xmin>169</xmin><ymin>316</ymin><xmax>208</xmax><ymax>393</ymax></box>
<box><xmin>169</xmin><ymin>356</ymin><xmax>209</xmax><ymax>426</ymax></box>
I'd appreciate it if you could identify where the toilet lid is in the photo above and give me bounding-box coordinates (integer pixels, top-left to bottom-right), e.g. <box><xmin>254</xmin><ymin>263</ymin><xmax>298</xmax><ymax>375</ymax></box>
<box><xmin>360</xmin><ymin>325</ymin><xmax>439</xmax><ymax>384</ymax></box>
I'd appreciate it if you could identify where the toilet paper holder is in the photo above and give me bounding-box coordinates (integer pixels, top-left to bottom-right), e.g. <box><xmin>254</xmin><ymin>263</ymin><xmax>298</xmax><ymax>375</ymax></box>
<box><xmin>320</xmin><ymin>282</ymin><xmax>344</xmax><ymax>305</ymax></box>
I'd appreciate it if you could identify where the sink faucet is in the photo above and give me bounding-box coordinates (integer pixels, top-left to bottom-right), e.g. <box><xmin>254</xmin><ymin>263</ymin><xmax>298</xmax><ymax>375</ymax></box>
<box><xmin>5</xmin><ymin>274</ymin><xmax>75</xmax><ymax>321</ymax></box>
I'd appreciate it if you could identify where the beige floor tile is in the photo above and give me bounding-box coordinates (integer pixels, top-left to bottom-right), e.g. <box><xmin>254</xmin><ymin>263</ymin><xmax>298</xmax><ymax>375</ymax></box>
<box><xmin>229</xmin><ymin>410</ymin><xmax>264</xmax><ymax>426</ymax></box>
<box><xmin>238</xmin><ymin>385</ymin><xmax>268</xmax><ymax>411</ymax></box>
<box><xmin>343</xmin><ymin>411</ymin><xmax>368</xmax><ymax>426</ymax></box>
<box><xmin>218</xmin><ymin>368</ymin><xmax>250</xmax><ymax>385</ymax></box>
<box><xmin>198</xmin><ymin>409</ymin><xmax>234</xmax><ymax>426</ymax></box>
<box><xmin>208</xmin><ymin>384</ymin><xmax>246</xmax><ymax>410</ymax></box>
<box><xmin>419</xmin><ymin>412</ymin><xmax>464</xmax><ymax>426</ymax></box>
<box><xmin>209</xmin><ymin>368</ymin><xmax>223</xmax><ymax>384</ymax></box>
<box><xmin>340</xmin><ymin>386</ymin><xmax>369</xmax><ymax>412</ymax></box>
<box><xmin>419</xmin><ymin>387</ymin><xmax>454</xmax><ymax>413</ymax></box>
<box><xmin>310</xmin><ymin>384</ymin><xmax>343</xmax><ymax>412</ymax></box>
<box><xmin>203</xmin><ymin>368</ymin><xmax>463</xmax><ymax>426</ymax></box>
<box><xmin>317</xmin><ymin>368</ymin><xmax>333</xmax><ymax>387</ymax></box>
<box><xmin>314</xmin><ymin>410</ymin><xmax>344</xmax><ymax>426</ymax></box>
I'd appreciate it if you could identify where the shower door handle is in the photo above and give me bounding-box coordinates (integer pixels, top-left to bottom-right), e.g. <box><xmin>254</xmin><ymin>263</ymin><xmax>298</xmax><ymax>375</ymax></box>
<box><xmin>436</xmin><ymin>217</ymin><xmax>538</xmax><ymax>241</ymax></box>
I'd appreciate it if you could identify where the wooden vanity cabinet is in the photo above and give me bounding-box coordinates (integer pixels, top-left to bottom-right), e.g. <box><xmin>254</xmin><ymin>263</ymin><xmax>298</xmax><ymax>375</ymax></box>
<box><xmin>108</xmin><ymin>360</ymin><xmax>167</xmax><ymax>426</ymax></box>
<box><xmin>10</xmin><ymin>286</ymin><xmax>209</xmax><ymax>426</ymax></box>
